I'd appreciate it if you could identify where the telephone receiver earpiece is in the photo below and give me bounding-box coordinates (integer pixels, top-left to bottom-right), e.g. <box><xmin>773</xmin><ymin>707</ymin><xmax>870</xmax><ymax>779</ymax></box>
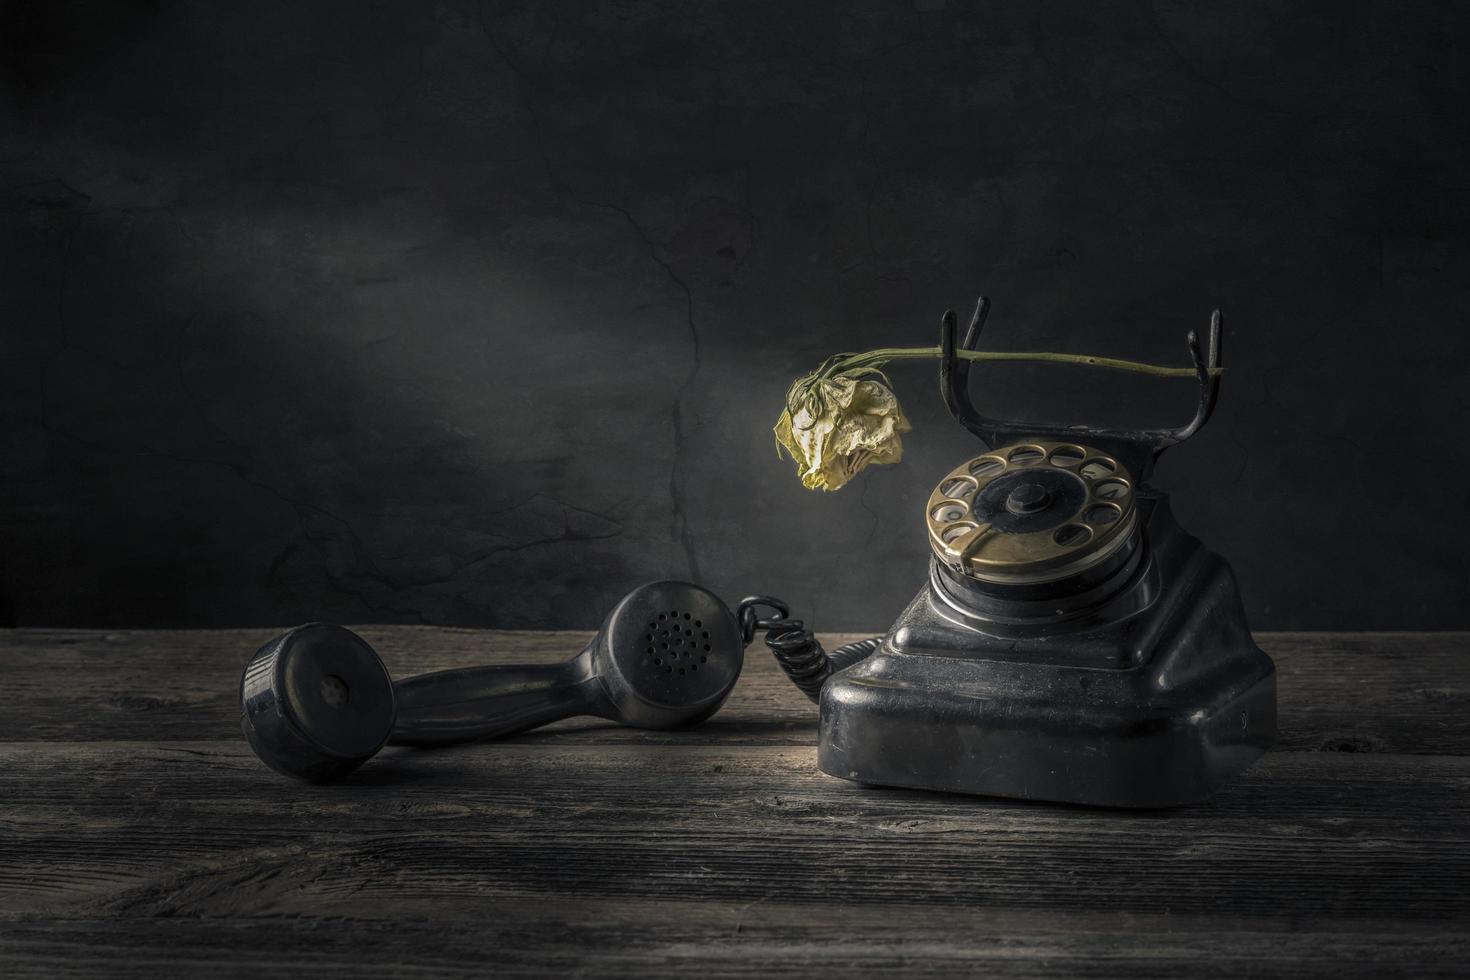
<box><xmin>239</xmin><ymin>581</ymin><xmax>744</xmax><ymax>782</ymax></box>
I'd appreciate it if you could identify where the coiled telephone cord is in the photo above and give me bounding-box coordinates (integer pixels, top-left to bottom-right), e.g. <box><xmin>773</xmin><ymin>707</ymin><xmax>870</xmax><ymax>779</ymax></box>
<box><xmin>735</xmin><ymin>596</ymin><xmax>883</xmax><ymax>704</ymax></box>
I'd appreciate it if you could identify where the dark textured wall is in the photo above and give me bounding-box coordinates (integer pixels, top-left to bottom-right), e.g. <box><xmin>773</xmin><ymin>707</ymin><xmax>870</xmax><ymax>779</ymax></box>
<box><xmin>2</xmin><ymin>1</ymin><xmax>1467</xmax><ymax>630</ymax></box>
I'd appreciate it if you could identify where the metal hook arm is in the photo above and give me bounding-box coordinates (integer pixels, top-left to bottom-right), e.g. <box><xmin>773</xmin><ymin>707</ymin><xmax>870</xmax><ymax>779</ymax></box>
<box><xmin>1159</xmin><ymin>309</ymin><xmax>1222</xmax><ymax>447</ymax></box>
<box><xmin>937</xmin><ymin>296</ymin><xmax>1226</xmax><ymax>481</ymax></box>
<box><xmin>939</xmin><ymin>297</ymin><xmax>994</xmax><ymax>442</ymax></box>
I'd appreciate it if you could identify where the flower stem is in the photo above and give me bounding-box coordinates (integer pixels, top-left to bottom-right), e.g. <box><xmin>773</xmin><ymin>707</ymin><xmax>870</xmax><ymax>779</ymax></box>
<box><xmin>818</xmin><ymin>347</ymin><xmax>1220</xmax><ymax>381</ymax></box>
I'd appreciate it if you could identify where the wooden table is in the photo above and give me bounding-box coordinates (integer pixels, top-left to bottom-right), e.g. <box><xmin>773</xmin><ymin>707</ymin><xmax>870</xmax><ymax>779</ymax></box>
<box><xmin>2</xmin><ymin>628</ymin><xmax>1467</xmax><ymax>977</ymax></box>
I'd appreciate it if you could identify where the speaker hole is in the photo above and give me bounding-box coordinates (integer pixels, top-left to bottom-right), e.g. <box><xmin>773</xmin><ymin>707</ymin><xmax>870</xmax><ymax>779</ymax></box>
<box><xmin>319</xmin><ymin>674</ymin><xmax>349</xmax><ymax>708</ymax></box>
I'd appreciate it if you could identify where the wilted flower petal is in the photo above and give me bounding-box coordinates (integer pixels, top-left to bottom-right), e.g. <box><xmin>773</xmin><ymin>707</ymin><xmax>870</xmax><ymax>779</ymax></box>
<box><xmin>774</xmin><ymin>374</ymin><xmax>911</xmax><ymax>491</ymax></box>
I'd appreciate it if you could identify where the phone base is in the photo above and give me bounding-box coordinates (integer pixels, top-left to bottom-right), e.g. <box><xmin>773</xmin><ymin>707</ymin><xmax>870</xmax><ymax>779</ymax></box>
<box><xmin>817</xmin><ymin>502</ymin><xmax>1276</xmax><ymax>808</ymax></box>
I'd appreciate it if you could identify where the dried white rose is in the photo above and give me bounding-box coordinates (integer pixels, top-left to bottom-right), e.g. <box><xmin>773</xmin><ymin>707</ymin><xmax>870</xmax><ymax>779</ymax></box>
<box><xmin>774</xmin><ymin>373</ymin><xmax>911</xmax><ymax>491</ymax></box>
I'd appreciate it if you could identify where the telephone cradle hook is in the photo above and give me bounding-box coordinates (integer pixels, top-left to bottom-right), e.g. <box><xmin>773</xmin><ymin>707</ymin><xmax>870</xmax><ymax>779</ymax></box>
<box><xmin>938</xmin><ymin>295</ymin><xmax>1223</xmax><ymax>483</ymax></box>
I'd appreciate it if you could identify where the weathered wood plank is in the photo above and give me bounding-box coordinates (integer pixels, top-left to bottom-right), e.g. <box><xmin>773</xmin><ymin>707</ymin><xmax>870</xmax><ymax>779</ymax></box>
<box><xmin>1</xmin><ymin>911</ymin><xmax>1466</xmax><ymax>980</ymax></box>
<box><xmin>1</xmin><ymin>629</ymin><xmax>1466</xmax><ymax>754</ymax></box>
<box><xmin>1265</xmin><ymin>632</ymin><xmax>1470</xmax><ymax>753</ymax></box>
<box><xmin>1</xmin><ymin>742</ymin><xmax>1466</xmax><ymax>923</ymax></box>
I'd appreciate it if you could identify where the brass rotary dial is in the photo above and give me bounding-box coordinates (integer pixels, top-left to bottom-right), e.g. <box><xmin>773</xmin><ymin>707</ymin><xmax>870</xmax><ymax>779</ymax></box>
<box><xmin>925</xmin><ymin>441</ymin><xmax>1138</xmax><ymax>584</ymax></box>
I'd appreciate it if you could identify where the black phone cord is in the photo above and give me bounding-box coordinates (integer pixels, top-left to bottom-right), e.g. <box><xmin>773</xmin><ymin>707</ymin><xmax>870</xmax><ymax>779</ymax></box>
<box><xmin>735</xmin><ymin>596</ymin><xmax>883</xmax><ymax>704</ymax></box>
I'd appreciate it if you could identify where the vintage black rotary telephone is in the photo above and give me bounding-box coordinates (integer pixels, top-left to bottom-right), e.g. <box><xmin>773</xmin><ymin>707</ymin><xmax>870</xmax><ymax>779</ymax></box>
<box><xmin>748</xmin><ymin>297</ymin><xmax>1277</xmax><ymax>807</ymax></box>
<box><xmin>241</xmin><ymin>296</ymin><xmax>1274</xmax><ymax>806</ymax></box>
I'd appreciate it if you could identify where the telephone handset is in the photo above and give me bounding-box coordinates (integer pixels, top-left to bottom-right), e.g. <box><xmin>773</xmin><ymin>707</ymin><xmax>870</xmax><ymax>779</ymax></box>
<box><xmin>239</xmin><ymin>580</ymin><xmax>864</xmax><ymax>782</ymax></box>
<box><xmin>242</xmin><ymin>581</ymin><xmax>743</xmax><ymax>781</ymax></box>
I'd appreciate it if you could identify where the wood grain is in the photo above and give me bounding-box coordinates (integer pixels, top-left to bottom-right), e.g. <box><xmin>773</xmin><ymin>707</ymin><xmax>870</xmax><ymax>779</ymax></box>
<box><xmin>1</xmin><ymin>628</ymin><xmax>1467</xmax><ymax>978</ymax></box>
<box><xmin>2</xmin><ymin>743</ymin><xmax>1468</xmax><ymax>919</ymax></box>
<box><xmin>3</xmin><ymin>912</ymin><xmax>1466</xmax><ymax>980</ymax></box>
<box><xmin>1</xmin><ymin>912</ymin><xmax>1466</xmax><ymax>980</ymax></box>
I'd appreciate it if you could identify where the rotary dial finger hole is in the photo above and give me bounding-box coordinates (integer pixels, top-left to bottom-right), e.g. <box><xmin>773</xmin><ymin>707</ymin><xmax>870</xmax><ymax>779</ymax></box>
<box><xmin>939</xmin><ymin>476</ymin><xmax>977</xmax><ymax>498</ymax></box>
<box><xmin>969</xmin><ymin>456</ymin><xmax>1005</xmax><ymax>478</ymax></box>
<box><xmin>1007</xmin><ymin>445</ymin><xmax>1045</xmax><ymax>466</ymax></box>
<box><xmin>932</xmin><ymin>502</ymin><xmax>968</xmax><ymax>523</ymax></box>
<box><xmin>1048</xmin><ymin>445</ymin><xmax>1085</xmax><ymax>468</ymax></box>
<box><xmin>1092</xmin><ymin>478</ymin><xmax>1130</xmax><ymax>500</ymax></box>
<box><xmin>1079</xmin><ymin>457</ymin><xmax>1118</xmax><ymax>480</ymax></box>
<box><xmin>941</xmin><ymin>522</ymin><xmax>977</xmax><ymax>544</ymax></box>
<box><xmin>1083</xmin><ymin>503</ymin><xmax>1122</xmax><ymax>525</ymax></box>
<box><xmin>1053</xmin><ymin>524</ymin><xmax>1092</xmax><ymax>547</ymax></box>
